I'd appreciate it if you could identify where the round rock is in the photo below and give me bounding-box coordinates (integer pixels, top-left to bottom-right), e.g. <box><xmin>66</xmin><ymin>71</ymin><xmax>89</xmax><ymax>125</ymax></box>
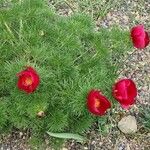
<box><xmin>118</xmin><ymin>115</ymin><xmax>137</xmax><ymax>134</ymax></box>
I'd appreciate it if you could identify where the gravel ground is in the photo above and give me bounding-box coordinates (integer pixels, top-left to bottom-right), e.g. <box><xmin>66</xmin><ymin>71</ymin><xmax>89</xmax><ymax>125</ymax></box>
<box><xmin>0</xmin><ymin>0</ymin><xmax>150</xmax><ymax>149</ymax></box>
<box><xmin>53</xmin><ymin>0</ymin><xmax>150</xmax><ymax>149</ymax></box>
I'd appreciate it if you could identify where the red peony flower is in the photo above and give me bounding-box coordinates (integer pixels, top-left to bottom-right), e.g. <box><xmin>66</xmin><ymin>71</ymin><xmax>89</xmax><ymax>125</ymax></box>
<box><xmin>130</xmin><ymin>25</ymin><xmax>149</xmax><ymax>49</ymax></box>
<box><xmin>87</xmin><ymin>90</ymin><xmax>111</xmax><ymax>116</ymax></box>
<box><xmin>112</xmin><ymin>79</ymin><xmax>137</xmax><ymax>109</ymax></box>
<box><xmin>17</xmin><ymin>67</ymin><xmax>40</xmax><ymax>93</ymax></box>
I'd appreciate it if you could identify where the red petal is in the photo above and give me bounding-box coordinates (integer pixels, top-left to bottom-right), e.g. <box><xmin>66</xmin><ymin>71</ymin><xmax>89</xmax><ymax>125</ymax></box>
<box><xmin>112</xmin><ymin>79</ymin><xmax>137</xmax><ymax>109</ymax></box>
<box><xmin>17</xmin><ymin>67</ymin><xmax>40</xmax><ymax>93</ymax></box>
<box><xmin>145</xmin><ymin>31</ymin><xmax>150</xmax><ymax>47</ymax></box>
<box><xmin>87</xmin><ymin>90</ymin><xmax>111</xmax><ymax>116</ymax></box>
<box><xmin>131</xmin><ymin>25</ymin><xmax>145</xmax><ymax>36</ymax></box>
<box><xmin>121</xmin><ymin>104</ymin><xmax>131</xmax><ymax>110</ymax></box>
<box><xmin>130</xmin><ymin>25</ymin><xmax>149</xmax><ymax>49</ymax></box>
<box><xmin>132</xmin><ymin>36</ymin><xmax>146</xmax><ymax>49</ymax></box>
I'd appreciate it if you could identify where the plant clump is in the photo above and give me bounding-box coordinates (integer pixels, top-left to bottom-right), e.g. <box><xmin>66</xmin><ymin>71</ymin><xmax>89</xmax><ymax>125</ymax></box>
<box><xmin>0</xmin><ymin>0</ymin><xmax>133</xmax><ymax>146</ymax></box>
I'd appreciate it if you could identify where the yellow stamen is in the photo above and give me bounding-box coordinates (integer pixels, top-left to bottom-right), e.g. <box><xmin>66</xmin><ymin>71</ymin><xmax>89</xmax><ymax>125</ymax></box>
<box><xmin>95</xmin><ymin>99</ymin><xmax>100</xmax><ymax>108</ymax></box>
<box><xmin>25</xmin><ymin>77</ymin><xmax>33</xmax><ymax>86</ymax></box>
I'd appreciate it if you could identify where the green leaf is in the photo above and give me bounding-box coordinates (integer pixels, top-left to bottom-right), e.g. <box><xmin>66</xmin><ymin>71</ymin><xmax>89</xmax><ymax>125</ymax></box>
<box><xmin>47</xmin><ymin>132</ymin><xmax>86</xmax><ymax>142</ymax></box>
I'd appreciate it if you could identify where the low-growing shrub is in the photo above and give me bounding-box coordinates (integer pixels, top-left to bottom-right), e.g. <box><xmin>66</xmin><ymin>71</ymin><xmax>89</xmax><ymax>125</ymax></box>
<box><xmin>0</xmin><ymin>0</ymin><xmax>132</xmax><ymax>147</ymax></box>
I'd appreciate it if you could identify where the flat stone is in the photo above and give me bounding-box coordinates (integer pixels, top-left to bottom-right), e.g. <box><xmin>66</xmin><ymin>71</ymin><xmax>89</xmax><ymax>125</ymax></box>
<box><xmin>118</xmin><ymin>115</ymin><xmax>137</xmax><ymax>134</ymax></box>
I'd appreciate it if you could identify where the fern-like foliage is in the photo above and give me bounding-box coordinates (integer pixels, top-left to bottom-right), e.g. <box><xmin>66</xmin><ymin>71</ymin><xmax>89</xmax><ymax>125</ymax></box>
<box><xmin>0</xmin><ymin>0</ymin><xmax>132</xmax><ymax>144</ymax></box>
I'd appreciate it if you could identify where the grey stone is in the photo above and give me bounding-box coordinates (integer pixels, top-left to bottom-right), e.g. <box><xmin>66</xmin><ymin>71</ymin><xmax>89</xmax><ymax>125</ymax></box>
<box><xmin>118</xmin><ymin>115</ymin><xmax>137</xmax><ymax>134</ymax></box>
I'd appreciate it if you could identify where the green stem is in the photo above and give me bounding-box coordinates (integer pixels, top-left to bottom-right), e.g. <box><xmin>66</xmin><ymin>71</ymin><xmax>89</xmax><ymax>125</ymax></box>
<box><xmin>4</xmin><ymin>22</ymin><xmax>15</xmax><ymax>39</ymax></box>
<box><xmin>19</xmin><ymin>0</ymin><xmax>23</xmax><ymax>41</ymax></box>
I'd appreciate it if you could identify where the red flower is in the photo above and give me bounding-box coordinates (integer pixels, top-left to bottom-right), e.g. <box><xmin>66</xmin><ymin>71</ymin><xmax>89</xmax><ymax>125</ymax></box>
<box><xmin>130</xmin><ymin>25</ymin><xmax>149</xmax><ymax>49</ymax></box>
<box><xmin>87</xmin><ymin>90</ymin><xmax>111</xmax><ymax>116</ymax></box>
<box><xmin>112</xmin><ymin>79</ymin><xmax>137</xmax><ymax>109</ymax></box>
<box><xmin>17</xmin><ymin>67</ymin><xmax>40</xmax><ymax>93</ymax></box>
